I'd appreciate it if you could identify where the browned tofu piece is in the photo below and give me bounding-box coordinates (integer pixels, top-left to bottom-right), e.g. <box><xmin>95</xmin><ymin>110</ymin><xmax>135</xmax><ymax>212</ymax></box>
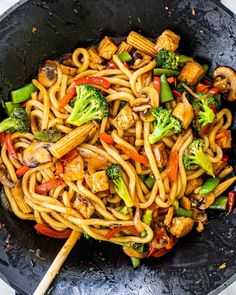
<box><xmin>152</xmin><ymin>143</ymin><xmax>168</xmax><ymax>168</ymax></box>
<box><xmin>170</xmin><ymin>217</ymin><xmax>194</xmax><ymax>238</ymax></box>
<box><xmin>73</xmin><ymin>196</ymin><xmax>95</xmax><ymax>219</ymax></box>
<box><xmin>113</xmin><ymin>104</ymin><xmax>136</xmax><ymax>130</ymax></box>
<box><xmin>88</xmin><ymin>47</ymin><xmax>104</xmax><ymax>70</ymax></box>
<box><xmin>155</xmin><ymin>30</ymin><xmax>180</xmax><ymax>52</ymax></box>
<box><xmin>180</xmin><ymin>196</ymin><xmax>191</xmax><ymax>211</ymax></box>
<box><xmin>60</xmin><ymin>64</ymin><xmax>77</xmax><ymax>76</ymax></box>
<box><xmin>62</xmin><ymin>155</ymin><xmax>84</xmax><ymax>181</ymax></box>
<box><xmin>172</xmin><ymin>96</ymin><xmax>194</xmax><ymax>129</ymax></box>
<box><xmin>216</xmin><ymin>131</ymin><xmax>232</xmax><ymax>148</ymax></box>
<box><xmin>185</xmin><ymin>177</ymin><xmax>203</xmax><ymax>195</ymax></box>
<box><xmin>178</xmin><ymin>61</ymin><xmax>205</xmax><ymax>85</ymax></box>
<box><xmin>98</xmin><ymin>36</ymin><xmax>118</xmax><ymax>60</ymax></box>
<box><xmin>85</xmin><ymin>171</ymin><xmax>109</xmax><ymax>193</ymax></box>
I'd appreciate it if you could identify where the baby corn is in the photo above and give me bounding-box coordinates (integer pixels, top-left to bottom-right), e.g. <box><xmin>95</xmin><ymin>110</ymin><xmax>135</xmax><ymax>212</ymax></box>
<box><xmin>127</xmin><ymin>31</ymin><xmax>157</xmax><ymax>57</ymax></box>
<box><xmin>116</xmin><ymin>41</ymin><xmax>133</xmax><ymax>55</ymax></box>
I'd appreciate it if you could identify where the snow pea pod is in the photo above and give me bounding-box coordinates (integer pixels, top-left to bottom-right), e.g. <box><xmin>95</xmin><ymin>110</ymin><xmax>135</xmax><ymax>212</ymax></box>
<box><xmin>199</xmin><ymin>177</ymin><xmax>220</xmax><ymax>195</ymax></box>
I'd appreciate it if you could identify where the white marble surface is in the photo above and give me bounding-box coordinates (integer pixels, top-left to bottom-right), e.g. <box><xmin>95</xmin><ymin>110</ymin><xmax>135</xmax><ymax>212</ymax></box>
<box><xmin>0</xmin><ymin>1</ymin><xmax>236</xmax><ymax>294</ymax></box>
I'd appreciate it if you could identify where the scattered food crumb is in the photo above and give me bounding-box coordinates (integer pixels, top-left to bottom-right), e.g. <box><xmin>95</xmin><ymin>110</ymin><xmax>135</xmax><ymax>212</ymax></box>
<box><xmin>192</xmin><ymin>8</ymin><xmax>196</xmax><ymax>16</ymax></box>
<box><xmin>35</xmin><ymin>248</ymin><xmax>47</xmax><ymax>261</ymax></box>
<box><xmin>165</xmin><ymin>6</ymin><xmax>169</xmax><ymax>10</ymax></box>
<box><xmin>219</xmin><ymin>262</ymin><xmax>226</xmax><ymax>270</ymax></box>
<box><xmin>32</xmin><ymin>26</ymin><xmax>37</xmax><ymax>33</ymax></box>
<box><xmin>200</xmin><ymin>30</ymin><xmax>203</xmax><ymax>34</ymax></box>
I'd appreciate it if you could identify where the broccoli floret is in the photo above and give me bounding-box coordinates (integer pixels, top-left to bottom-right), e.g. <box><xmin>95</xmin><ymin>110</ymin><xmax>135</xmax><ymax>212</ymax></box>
<box><xmin>192</xmin><ymin>93</ymin><xmax>218</xmax><ymax>132</ymax></box>
<box><xmin>149</xmin><ymin>107</ymin><xmax>182</xmax><ymax>144</ymax></box>
<box><xmin>132</xmin><ymin>243</ymin><xmax>149</xmax><ymax>253</ymax></box>
<box><xmin>157</xmin><ymin>49</ymin><xmax>193</xmax><ymax>70</ymax></box>
<box><xmin>66</xmin><ymin>84</ymin><xmax>108</xmax><ymax>126</ymax></box>
<box><xmin>106</xmin><ymin>164</ymin><xmax>134</xmax><ymax>207</ymax></box>
<box><xmin>34</xmin><ymin>130</ymin><xmax>62</xmax><ymax>143</ymax></box>
<box><xmin>176</xmin><ymin>80</ymin><xmax>195</xmax><ymax>100</ymax></box>
<box><xmin>183</xmin><ymin>139</ymin><xmax>214</xmax><ymax>176</ymax></box>
<box><xmin>0</xmin><ymin>107</ymin><xmax>30</xmax><ymax>133</ymax></box>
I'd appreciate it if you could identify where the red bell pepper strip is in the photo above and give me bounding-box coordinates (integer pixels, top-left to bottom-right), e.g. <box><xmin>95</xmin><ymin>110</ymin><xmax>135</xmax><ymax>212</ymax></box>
<box><xmin>74</xmin><ymin>76</ymin><xmax>110</xmax><ymax>89</ymax></box>
<box><xmin>172</xmin><ymin>89</ymin><xmax>182</xmax><ymax>99</ymax></box>
<box><xmin>153</xmin><ymin>77</ymin><xmax>161</xmax><ymax>94</ymax></box>
<box><xmin>0</xmin><ymin>132</ymin><xmax>6</xmax><ymax>146</ymax></box>
<box><xmin>148</xmin><ymin>228</ymin><xmax>164</xmax><ymax>257</ymax></box>
<box><xmin>58</xmin><ymin>87</ymin><xmax>76</xmax><ymax>110</ymax></box>
<box><xmin>34</xmin><ymin>224</ymin><xmax>72</xmax><ymax>239</ymax></box>
<box><xmin>119</xmin><ymin>145</ymin><xmax>149</xmax><ymax>165</ymax></box>
<box><xmin>198</xmin><ymin>123</ymin><xmax>212</xmax><ymax>137</ymax></box>
<box><xmin>222</xmin><ymin>154</ymin><xmax>229</xmax><ymax>164</ymax></box>
<box><xmin>99</xmin><ymin>132</ymin><xmax>115</xmax><ymax>145</ymax></box>
<box><xmin>167</xmin><ymin>77</ymin><xmax>175</xmax><ymax>84</ymax></box>
<box><xmin>202</xmin><ymin>78</ymin><xmax>213</xmax><ymax>87</ymax></box>
<box><xmin>106</xmin><ymin>62</ymin><xmax>119</xmax><ymax>69</ymax></box>
<box><xmin>196</xmin><ymin>83</ymin><xmax>210</xmax><ymax>93</ymax></box>
<box><xmin>60</xmin><ymin>149</ymin><xmax>79</xmax><ymax>163</ymax></box>
<box><xmin>35</xmin><ymin>177</ymin><xmax>64</xmax><ymax>195</ymax></box>
<box><xmin>215</xmin><ymin>130</ymin><xmax>229</xmax><ymax>140</ymax></box>
<box><xmin>16</xmin><ymin>165</ymin><xmax>31</xmax><ymax>176</ymax></box>
<box><xmin>104</xmin><ymin>226</ymin><xmax>140</xmax><ymax>240</ymax></box>
<box><xmin>209</xmin><ymin>87</ymin><xmax>220</xmax><ymax>95</ymax></box>
<box><xmin>152</xmin><ymin>247</ymin><xmax>169</xmax><ymax>258</ymax></box>
<box><xmin>227</xmin><ymin>191</ymin><xmax>235</xmax><ymax>214</ymax></box>
<box><xmin>167</xmin><ymin>150</ymin><xmax>179</xmax><ymax>184</ymax></box>
<box><xmin>5</xmin><ymin>134</ymin><xmax>18</xmax><ymax>160</ymax></box>
<box><xmin>166</xmin><ymin>235</ymin><xmax>177</xmax><ymax>250</ymax></box>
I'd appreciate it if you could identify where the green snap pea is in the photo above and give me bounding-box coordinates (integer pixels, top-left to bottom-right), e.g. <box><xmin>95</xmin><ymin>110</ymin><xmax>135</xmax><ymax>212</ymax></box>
<box><xmin>154</xmin><ymin>68</ymin><xmax>179</xmax><ymax>77</ymax></box>
<box><xmin>199</xmin><ymin>177</ymin><xmax>220</xmax><ymax>195</ymax></box>
<box><xmin>118</xmin><ymin>51</ymin><xmax>132</xmax><ymax>62</ymax></box>
<box><xmin>11</xmin><ymin>83</ymin><xmax>38</xmax><ymax>104</ymax></box>
<box><xmin>160</xmin><ymin>74</ymin><xmax>174</xmax><ymax>103</ymax></box>
<box><xmin>175</xmin><ymin>207</ymin><xmax>193</xmax><ymax>218</ymax></box>
<box><xmin>209</xmin><ymin>196</ymin><xmax>228</xmax><ymax>211</ymax></box>
<box><xmin>131</xmin><ymin>257</ymin><xmax>140</xmax><ymax>268</ymax></box>
<box><xmin>144</xmin><ymin>175</ymin><xmax>155</xmax><ymax>189</ymax></box>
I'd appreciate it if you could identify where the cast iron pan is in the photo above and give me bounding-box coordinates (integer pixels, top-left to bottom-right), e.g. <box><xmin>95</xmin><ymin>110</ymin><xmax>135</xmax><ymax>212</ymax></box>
<box><xmin>0</xmin><ymin>0</ymin><xmax>236</xmax><ymax>294</ymax></box>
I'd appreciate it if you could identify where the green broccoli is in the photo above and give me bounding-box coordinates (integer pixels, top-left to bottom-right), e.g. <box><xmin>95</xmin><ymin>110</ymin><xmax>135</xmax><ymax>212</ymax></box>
<box><xmin>106</xmin><ymin>164</ymin><xmax>134</xmax><ymax>207</ymax></box>
<box><xmin>34</xmin><ymin>130</ymin><xmax>62</xmax><ymax>143</ymax></box>
<box><xmin>176</xmin><ymin>80</ymin><xmax>195</xmax><ymax>100</ymax></box>
<box><xmin>149</xmin><ymin>107</ymin><xmax>182</xmax><ymax>144</ymax></box>
<box><xmin>192</xmin><ymin>92</ymin><xmax>218</xmax><ymax>132</ymax></box>
<box><xmin>157</xmin><ymin>49</ymin><xmax>193</xmax><ymax>70</ymax></box>
<box><xmin>0</xmin><ymin>108</ymin><xmax>30</xmax><ymax>133</ymax></box>
<box><xmin>183</xmin><ymin>138</ymin><xmax>214</xmax><ymax>176</ymax></box>
<box><xmin>66</xmin><ymin>84</ymin><xmax>108</xmax><ymax>126</ymax></box>
<box><xmin>132</xmin><ymin>243</ymin><xmax>149</xmax><ymax>253</ymax></box>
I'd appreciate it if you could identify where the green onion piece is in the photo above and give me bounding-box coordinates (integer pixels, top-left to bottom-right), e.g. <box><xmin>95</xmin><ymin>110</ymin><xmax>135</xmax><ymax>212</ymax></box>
<box><xmin>214</xmin><ymin>94</ymin><xmax>221</xmax><ymax>108</ymax></box>
<box><xmin>142</xmin><ymin>209</ymin><xmax>152</xmax><ymax>226</ymax></box>
<box><xmin>209</xmin><ymin>196</ymin><xmax>228</xmax><ymax>211</ymax></box>
<box><xmin>202</xmin><ymin>64</ymin><xmax>209</xmax><ymax>73</ymax></box>
<box><xmin>118</xmin><ymin>51</ymin><xmax>132</xmax><ymax>62</ymax></box>
<box><xmin>130</xmin><ymin>257</ymin><xmax>140</xmax><ymax>268</ymax></box>
<box><xmin>144</xmin><ymin>175</ymin><xmax>155</xmax><ymax>189</ymax></box>
<box><xmin>172</xmin><ymin>199</ymin><xmax>179</xmax><ymax>211</ymax></box>
<box><xmin>5</xmin><ymin>101</ymin><xmax>19</xmax><ymax>115</ymax></box>
<box><xmin>154</xmin><ymin>68</ymin><xmax>179</xmax><ymax>77</ymax></box>
<box><xmin>119</xmin><ymin>206</ymin><xmax>129</xmax><ymax>215</ymax></box>
<box><xmin>175</xmin><ymin>207</ymin><xmax>193</xmax><ymax>217</ymax></box>
<box><xmin>141</xmin><ymin>230</ymin><xmax>147</xmax><ymax>238</ymax></box>
<box><xmin>11</xmin><ymin>83</ymin><xmax>38</xmax><ymax>104</ymax></box>
<box><xmin>34</xmin><ymin>130</ymin><xmax>62</xmax><ymax>143</ymax></box>
<box><xmin>160</xmin><ymin>74</ymin><xmax>174</xmax><ymax>103</ymax></box>
<box><xmin>199</xmin><ymin>177</ymin><xmax>220</xmax><ymax>195</ymax></box>
<box><xmin>83</xmin><ymin>231</ymin><xmax>90</xmax><ymax>239</ymax></box>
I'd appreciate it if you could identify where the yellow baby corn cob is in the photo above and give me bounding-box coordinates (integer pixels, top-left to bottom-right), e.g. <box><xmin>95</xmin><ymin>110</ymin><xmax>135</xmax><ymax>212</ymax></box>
<box><xmin>11</xmin><ymin>181</ymin><xmax>33</xmax><ymax>213</ymax></box>
<box><xmin>127</xmin><ymin>31</ymin><xmax>157</xmax><ymax>57</ymax></box>
<box><xmin>116</xmin><ymin>41</ymin><xmax>133</xmax><ymax>55</ymax></box>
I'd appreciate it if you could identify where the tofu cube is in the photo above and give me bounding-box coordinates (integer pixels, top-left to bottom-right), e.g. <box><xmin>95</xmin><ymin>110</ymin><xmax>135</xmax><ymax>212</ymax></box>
<box><xmin>85</xmin><ymin>171</ymin><xmax>109</xmax><ymax>193</ymax></box>
<box><xmin>113</xmin><ymin>104</ymin><xmax>136</xmax><ymax>130</ymax></box>
<box><xmin>178</xmin><ymin>61</ymin><xmax>205</xmax><ymax>85</ymax></box>
<box><xmin>98</xmin><ymin>36</ymin><xmax>118</xmax><ymax>60</ymax></box>
<box><xmin>88</xmin><ymin>47</ymin><xmax>104</xmax><ymax>70</ymax></box>
<box><xmin>155</xmin><ymin>30</ymin><xmax>180</xmax><ymax>52</ymax></box>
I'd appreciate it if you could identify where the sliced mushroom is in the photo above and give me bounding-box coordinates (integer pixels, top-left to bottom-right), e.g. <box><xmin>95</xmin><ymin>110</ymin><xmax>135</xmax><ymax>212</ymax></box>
<box><xmin>213</xmin><ymin>66</ymin><xmax>236</xmax><ymax>101</ymax></box>
<box><xmin>23</xmin><ymin>142</ymin><xmax>52</xmax><ymax>168</ymax></box>
<box><xmin>38</xmin><ymin>60</ymin><xmax>58</xmax><ymax>88</ymax></box>
<box><xmin>139</xmin><ymin>109</ymin><xmax>154</xmax><ymax>122</ymax></box>
<box><xmin>0</xmin><ymin>164</ymin><xmax>14</xmax><ymax>188</ymax></box>
<box><xmin>140</xmin><ymin>86</ymin><xmax>159</xmax><ymax>108</ymax></box>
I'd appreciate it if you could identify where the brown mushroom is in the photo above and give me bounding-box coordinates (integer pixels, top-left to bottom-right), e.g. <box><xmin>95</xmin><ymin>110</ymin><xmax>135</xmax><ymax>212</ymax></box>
<box><xmin>213</xmin><ymin>66</ymin><xmax>236</xmax><ymax>101</ymax></box>
<box><xmin>23</xmin><ymin>142</ymin><xmax>52</xmax><ymax>168</ymax></box>
<box><xmin>38</xmin><ymin>60</ymin><xmax>58</xmax><ymax>88</ymax></box>
<box><xmin>0</xmin><ymin>164</ymin><xmax>14</xmax><ymax>188</ymax></box>
<box><xmin>139</xmin><ymin>109</ymin><xmax>155</xmax><ymax>122</ymax></box>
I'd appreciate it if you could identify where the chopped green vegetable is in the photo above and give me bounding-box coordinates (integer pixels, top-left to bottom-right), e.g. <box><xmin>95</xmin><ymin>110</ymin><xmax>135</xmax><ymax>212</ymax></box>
<box><xmin>5</xmin><ymin>101</ymin><xmax>19</xmax><ymax>115</ymax></box>
<box><xmin>209</xmin><ymin>196</ymin><xmax>228</xmax><ymax>211</ymax></box>
<box><xmin>144</xmin><ymin>175</ymin><xmax>155</xmax><ymax>189</ymax></box>
<box><xmin>202</xmin><ymin>64</ymin><xmax>209</xmax><ymax>74</ymax></box>
<box><xmin>118</xmin><ymin>51</ymin><xmax>132</xmax><ymax>62</ymax></box>
<box><xmin>11</xmin><ymin>83</ymin><xmax>37</xmax><ymax>104</ymax></box>
<box><xmin>172</xmin><ymin>199</ymin><xmax>179</xmax><ymax>211</ymax></box>
<box><xmin>106</xmin><ymin>164</ymin><xmax>134</xmax><ymax>207</ymax></box>
<box><xmin>133</xmin><ymin>243</ymin><xmax>148</xmax><ymax>253</ymax></box>
<box><xmin>157</xmin><ymin>49</ymin><xmax>193</xmax><ymax>70</ymax></box>
<box><xmin>183</xmin><ymin>139</ymin><xmax>214</xmax><ymax>176</ymax></box>
<box><xmin>66</xmin><ymin>84</ymin><xmax>108</xmax><ymax>127</ymax></box>
<box><xmin>153</xmin><ymin>68</ymin><xmax>179</xmax><ymax>77</ymax></box>
<box><xmin>176</xmin><ymin>80</ymin><xmax>195</xmax><ymax>100</ymax></box>
<box><xmin>141</xmin><ymin>231</ymin><xmax>147</xmax><ymax>238</ymax></box>
<box><xmin>149</xmin><ymin>106</ymin><xmax>182</xmax><ymax>144</ymax></box>
<box><xmin>83</xmin><ymin>231</ymin><xmax>90</xmax><ymax>239</ymax></box>
<box><xmin>0</xmin><ymin>108</ymin><xmax>30</xmax><ymax>133</ymax></box>
<box><xmin>142</xmin><ymin>209</ymin><xmax>152</xmax><ymax>226</ymax></box>
<box><xmin>130</xmin><ymin>257</ymin><xmax>140</xmax><ymax>268</ymax></box>
<box><xmin>199</xmin><ymin>177</ymin><xmax>220</xmax><ymax>195</ymax></box>
<box><xmin>175</xmin><ymin>207</ymin><xmax>193</xmax><ymax>217</ymax></box>
<box><xmin>119</xmin><ymin>206</ymin><xmax>129</xmax><ymax>215</ymax></box>
<box><xmin>34</xmin><ymin>130</ymin><xmax>62</xmax><ymax>143</ymax></box>
<box><xmin>160</xmin><ymin>74</ymin><xmax>174</xmax><ymax>103</ymax></box>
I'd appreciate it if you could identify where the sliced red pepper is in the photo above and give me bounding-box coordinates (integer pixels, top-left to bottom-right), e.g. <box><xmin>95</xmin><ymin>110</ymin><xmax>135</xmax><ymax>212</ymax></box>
<box><xmin>74</xmin><ymin>76</ymin><xmax>110</xmax><ymax>89</ymax></box>
<box><xmin>227</xmin><ymin>191</ymin><xmax>235</xmax><ymax>214</ymax></box>
<box><xmin>222</xmin><ymin>154</ymin><xmax>229</xmax><ymax>164</ymax></box>
<box><xmin>106</xmin><ymin>62</ymin><xmax>119</xmax><ymax>69</ymax></box>
<box><xmin>153</xmin><ymin>77</ymin><xmax>161</xmax><ymax>94</ymax></box>
<box><xmin>215</xmin><ymin>130</ymin><xmax>229</xmax><ymax>140</ymax></box>
<box><xmin>5</xmin><ymin>134</ymin><xmax>18</xmax><ymax>160</ymax></box>
<box><xmin>58</xmin><ymin>87</ymin><xmax>76</xmax><ymax>110</ymax></box>
<box><xmin>35</xmin><ymin>177</ymin><xmax>64</xmax><ymax>195</ymax></box>
<box><xmin>119</xmin><ymin>145</ymin><xmax>149</xmax><ymax>165</ymax></box>
<box><xmin>167</xmin><ymin>150</ymin><xmax>179</xmax><ymax>184</ymax></box>
<box><xmin>198</xmin><ymin>123</ymin><xmax>212</xmax><ymax>137</ymax></box>
<box><xmin>196</xmin><ymin>83</ymin><xmax>210</xmax><ymax>93</ymax></box>
<box><xmin>148</xmin><ymin>228</ymin><xmax>165</xmax><ymax>257</ymax></box>
<box><xmin>34</xmin><ymin>224</ymin><xmax>72</xmax><ymax>239</ymax></box>
<box><xmin>0</xmin><ymin>132</ymin><xmax>6</xmax><ymax>146</ymax></box>
<box><xmin>104</xmin><ymin>226</ymin><xmax>139</xmax><ymax>240</ymax></box>
<box><xmin>172</xmin><ymin>89</ymin><xmax>182</xmax><ymax>99</ymax></box>
<box><xmin>123</xmin><ymin>62</ymin><xmax>130</xmax><ymax>69</ymax></box>
<box><xmin>202</xmin><ymin>78</ymin><xmax>213</xmax><ymax>87</ymax></box>
<box><xmin>166</xmin><ymin>235</ymin><xmax>177</xmax><ymax>250</ymax></box>
<box><xmin>16</xmin><ymin>165</ymin><xmax>31</xmax><ymax>176</ymax></box>
<box><xmin>99</xmin><ymin>132</ymin><xmax>115</xmax><ymax>145</ymax></box>
<box><xmin>209</xmin><ymin>87</ymin><xmax>220</xmax><ymax>95</ymax></box>
<box><xmin>60</xmin><ymin>149</ymin><xmax>79</xmax><ymax>163</ymax></box>
<box><xmin>167</xmin><ymin>77</ymin><xmax>175</xmax><ymax>84</ymax></box>
<box><xmin>157</xmin><ymin>207</ymin><xmax>168</xmax><ymax>215</ymax></box>
<box><xmin>152</xmin><ymin>247</ymin><xmax>169</xmax><ymax>258</ymax></box>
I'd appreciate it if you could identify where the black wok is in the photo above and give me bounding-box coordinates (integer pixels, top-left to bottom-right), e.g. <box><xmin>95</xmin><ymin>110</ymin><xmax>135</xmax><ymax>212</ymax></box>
<box><xmin>0</xmin><ymin>0</ymin><xmax>236</xmax><ymax>294</ymax></box>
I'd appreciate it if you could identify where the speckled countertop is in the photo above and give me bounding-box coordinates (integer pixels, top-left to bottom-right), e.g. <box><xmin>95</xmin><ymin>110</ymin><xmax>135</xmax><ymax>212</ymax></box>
<box><xmin>0</xmin><ymin>0</ymin><xmax>236</xmax><ymax>294</ymax></box>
